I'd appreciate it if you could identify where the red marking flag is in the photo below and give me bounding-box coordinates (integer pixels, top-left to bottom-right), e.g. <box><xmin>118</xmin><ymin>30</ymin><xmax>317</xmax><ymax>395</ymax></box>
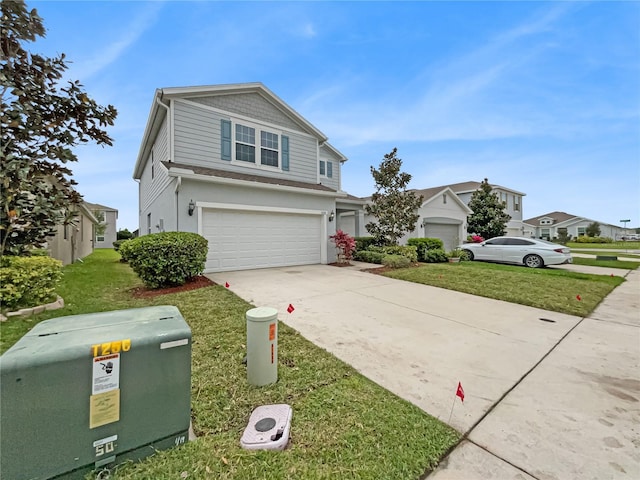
<box><xmin>225</xmin><ymin>282</ymin><xmax>230</xmax><ymax>288</ymax></box>
<box><xmin>456</xmin><ymin>382</ymin><xmax>465</xmax><ymax>402</ymax></box>
<box><xmin>576</xmin><ymin>295</ymin><xmax>581</xmax><ymax>301</ymax></box>
<box><xmin>287</xmin><ymin>304</ymin><xmax>295</xmax><ymax>314</ymax></box>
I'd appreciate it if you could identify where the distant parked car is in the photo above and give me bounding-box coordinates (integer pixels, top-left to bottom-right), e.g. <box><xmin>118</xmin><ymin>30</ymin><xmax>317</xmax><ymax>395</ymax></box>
<box><xmin>459</xmin><ymin>237</ymin><xmax>573</xmax><ymax>268</ymax></box>
<box><xmin>621</xmin><ymin>234</ymin><xmax>640</xmax><ymax>241</ymax></box>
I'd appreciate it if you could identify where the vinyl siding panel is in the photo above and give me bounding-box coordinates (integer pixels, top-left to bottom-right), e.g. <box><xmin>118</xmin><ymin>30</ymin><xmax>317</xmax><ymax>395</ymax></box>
<box><xmin>172</xmin><ymin>99</ymin><xmax>322</xmax><ymax>186</ymax></box>
<box><xmin>139</xmin><ymin>149</ymin><xmax>171</xmax><ymax>214</ymax></box>
<box><xmin>191</xmin><ymin>93</ymin><xmax>301</xmax><ymax>131</ymax></box>
<box><xmin>156</xmin><ymin>116</ymin><xmax>169</xmax><ymax>161</ymax></box>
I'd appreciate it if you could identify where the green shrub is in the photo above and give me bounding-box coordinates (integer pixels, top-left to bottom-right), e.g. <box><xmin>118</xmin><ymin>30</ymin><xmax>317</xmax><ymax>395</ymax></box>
<box><xmin>423</xmin><ymin>248</ymin><xmax>448</xmax><ymax>263</ymax></box>
<box><xmin>353</xmin><ymin>250</ymin><xmax>386</xmax><ymax>264</ymax></box>
<box><xmin>382</xmin><ymin>254</ymin><xmax>411</xmax><ymax>269</ymax></box>
<box><xmin>118</xmin><ymin>239</ymin><xmax>134</xmax><ymax>261</ymax></box>
<box><xmin>380</xmin><ymin>245</ymin><xmax>418</xmax><ymax>263</ymax></box>
<box><xmin>574</xmin><ymin>236</ymin><xmax>613</xmax><ymax>244</ymax></box>
<box><xmin>124</xmin><ymin>232</ymin><xmax>208</xmax><ymax>289</ymax></box>
<box><xmin>407</xmin><ymin>238</ymin><xmax>445</xmax><ymax>262</ymax></box>
<box><xmin>354</xmin><ymin>236</ymin><xmax>377</xmax><ymax>251</ymax></box>
<box><xmin>0</xmin><ymin>256</ymin><xmax>63</xmax><ymax>311</ymax></box>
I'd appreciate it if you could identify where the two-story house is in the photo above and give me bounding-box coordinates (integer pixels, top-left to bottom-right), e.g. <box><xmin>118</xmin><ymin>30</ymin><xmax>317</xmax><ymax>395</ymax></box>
<box><xmin>84</xmin><ymin>202</ymin><xmax>118</xmax><ymax>249</ymax></box>
<box><xmin>133</xmin><ymin>83</ymin><xmax>365</xmax><ymax>273</ymax></box>
<box><xmin>356</xmin><ymin>181</ymin><xmax>526</xmax><ymax>251</ymax></box>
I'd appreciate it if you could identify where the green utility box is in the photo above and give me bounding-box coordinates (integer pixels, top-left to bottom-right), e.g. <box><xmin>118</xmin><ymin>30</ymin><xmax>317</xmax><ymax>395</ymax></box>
<box><xmin>0</xmin><ymin>305</ymin><xmax>192</xmax><ymax>480</ymax></box>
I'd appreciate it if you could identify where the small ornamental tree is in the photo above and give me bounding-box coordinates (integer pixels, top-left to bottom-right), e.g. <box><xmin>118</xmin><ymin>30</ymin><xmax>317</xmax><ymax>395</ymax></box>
<box><xmin>466</xmin><ymin>179</ymin><xmax>511</xmax><ymax>239</ymax></box>
<box><xmin>330</xmin><ymin>229</ymin><xmax>356</xmax><ymax>265</ymax></box>
<box><xmin>586</xmin><ymin>222</ymin><xmax>601</xmax><ymax>237</ymax></box>
<box><xmin>365</xmin><ymin>148</ymin><xmax>423</xmax><ymax>246</ymax></box>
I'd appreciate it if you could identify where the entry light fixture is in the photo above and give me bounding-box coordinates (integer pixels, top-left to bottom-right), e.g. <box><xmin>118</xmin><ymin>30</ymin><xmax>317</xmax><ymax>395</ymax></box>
<box><xmin>329</xmin><ymin>210</ymin><xmax>335</xmax><ymax>222</ymax></box>
<box><xmin>188</xmin><ymin>200</ymin><xmax>195</xmax><ymax>216</ymax></box>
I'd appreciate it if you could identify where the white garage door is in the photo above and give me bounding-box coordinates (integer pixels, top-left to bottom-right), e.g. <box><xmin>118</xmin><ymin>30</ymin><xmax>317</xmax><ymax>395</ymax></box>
<box><xmin>424</xmin><ymin>223</ymin><xmax>459</xmax><ymax>251</ymax></box>
<box><xmin>202</xmin><ymin>209</ymin><xmax>322</xmax><ymax>272</ymax></box>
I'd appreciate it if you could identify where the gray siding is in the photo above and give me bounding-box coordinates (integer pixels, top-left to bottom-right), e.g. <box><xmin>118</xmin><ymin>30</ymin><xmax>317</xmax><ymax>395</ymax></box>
<box><xmin>93</xmin><ymin>210</ymin><xmax>118</xmax><ymax>248</ymax></box>
<box><xmin>139</xmin><ymin>151</ymin><xmax>172</xmax><ymax>223</ymax></box>
<box><xmin>156</xmin><ymin>115</ymin><xmax>169</xmax><ymax>161</ymax></box>
<box><xmin>139</xmin><ymin>178</ymin><xmax>178</xmax><ymax>236</ymax></box>
<box><xmin>172</xmin><ymin>100</ymin><xmax>321</xmax><ymax>186</ymax></box>
<box><xmin>191</xmin><ymin>93</ymin><xmax>301</xmax><ymax>131</ymax></box>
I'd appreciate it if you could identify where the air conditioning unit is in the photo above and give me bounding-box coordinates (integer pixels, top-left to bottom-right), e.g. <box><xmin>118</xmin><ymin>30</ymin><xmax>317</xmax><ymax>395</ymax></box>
<box><xmin>1</xmin><ymin>305</ymin><xmax>192</xmax><ymax>479</ymax></box>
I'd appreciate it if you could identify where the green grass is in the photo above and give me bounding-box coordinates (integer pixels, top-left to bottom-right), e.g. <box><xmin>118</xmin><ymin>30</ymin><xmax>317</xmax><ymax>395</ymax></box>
<box><xmin>566</xmin><ymin>241</ymin><xmax>640</xmax><ymax>250</ymax></box>
<box><xmin>382</xmin><ymin>261</ymin><xmax>624</xmax><ymax>317</ymax></box>
<box><xmin>571</xmin><ymin>249</ymin><xmax>640</xmax><ymax>259</ymax></box>
<box><xmin>571</xmin><ymin>257</ymin><xmax>639</xmax><ymax>270</ymax></box>
<box><xmin>0</xmin><ymin>250</ymin><xmax>459</xmax><ymax>480</ymax></box>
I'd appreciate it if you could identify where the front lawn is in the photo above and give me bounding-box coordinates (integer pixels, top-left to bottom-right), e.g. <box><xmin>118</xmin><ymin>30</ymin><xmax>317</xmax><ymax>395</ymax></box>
<box><xmin>571</xmin><ymin>257</ymin><xmax>639</xmax><ymax>270</ymax></box>
<box><xmin>566</xmin><ymin>241</ymin><xmax>640</xmax><ymax>250</ymax></box>
<box><xmin>1</xmin><ymin>250</ymin><xmax>459</xmax><ymax>480</ymax></box>
<box><xmin>382</xmin><ymin>261</ymin><xmax>624</xmax><ymax>317</ymax></box>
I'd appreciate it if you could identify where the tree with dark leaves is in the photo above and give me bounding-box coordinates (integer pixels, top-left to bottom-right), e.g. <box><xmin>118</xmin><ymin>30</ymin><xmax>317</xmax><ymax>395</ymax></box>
<box><xmin>1</xmin><ymin>1</ymin><xmax>117</xmax><ymax>256</ymax></box>
<box><xmin>365</xmin><ymin>148</ymin><xmax>423</xmax><ymax>246</ymax></box>
<box><xmin>466</xmin><ymin>179</ymin><xmax>511</xmax><ymax>239</ymax></box>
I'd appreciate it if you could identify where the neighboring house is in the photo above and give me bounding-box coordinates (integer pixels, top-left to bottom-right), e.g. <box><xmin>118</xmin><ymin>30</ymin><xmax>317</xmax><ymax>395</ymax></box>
<box><xmin>46</xmin><ymin>202</ymin><xmax>99</xmax><ymax>265</ymax></box>
<box><xmin>85</xmin><ymin>202</ymin><xmax>118</xmax><ymax>248</ymax></box>
<box><xmin>523</xmin><ymin>212</ymin><xmax>629</xmax><ymax>240</ymax></box>
<box><xmin>133</xmin><ymin>83</ymin><xmax>366</xmax><ymax>273</ymax></box>
<box><xmin>357</xmin><ymin>181</ymin><xmax>525</xmax><ymax>250</ymax></box>
<box><xmin>444</xmin><ymin>181</ymin><xmax>525</xmax><ymax>237</ymax></box>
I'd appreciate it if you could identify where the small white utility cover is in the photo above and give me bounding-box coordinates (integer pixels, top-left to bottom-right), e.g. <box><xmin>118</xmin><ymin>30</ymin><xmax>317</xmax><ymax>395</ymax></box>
<box><xmin>240</xmin><ymin>404</ymin><xmax>292</xmax><ymax>451</ymax></box>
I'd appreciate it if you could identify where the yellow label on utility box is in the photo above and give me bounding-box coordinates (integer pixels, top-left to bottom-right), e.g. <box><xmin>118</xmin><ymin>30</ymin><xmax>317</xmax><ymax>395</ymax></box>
<box><xmin>89</xmin><ymin>389</ymin><xmax>120</xmax><ymax>429</ymax></box>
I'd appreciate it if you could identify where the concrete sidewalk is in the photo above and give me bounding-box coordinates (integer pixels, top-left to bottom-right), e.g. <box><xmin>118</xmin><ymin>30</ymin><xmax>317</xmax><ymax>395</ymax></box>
<box><xmin>429</xmin><ymin>269</ymin><xmax>640</xmax><ymax>479</ymax></box>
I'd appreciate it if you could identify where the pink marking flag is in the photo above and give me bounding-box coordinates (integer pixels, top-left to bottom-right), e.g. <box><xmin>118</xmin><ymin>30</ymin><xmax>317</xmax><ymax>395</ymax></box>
<box><xmin>287</xmin><ymin>304</ymin><xmax>295</xmax><ymax>314</ymax></box>
<box><xmin>225</xmin><ymin>282</ymin><xmax>229</xmax><ymax>288</ymax></box>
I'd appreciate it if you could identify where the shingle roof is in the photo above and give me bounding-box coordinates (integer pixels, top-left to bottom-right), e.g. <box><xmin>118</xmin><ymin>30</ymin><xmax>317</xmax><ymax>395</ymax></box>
<box><xmin>84</xmin><ymin>202</ymin><xmax>118</xmax><ymax>212</ymax></box>
<box><xmin>163</xmin><ymin>161</ymin><xmax>338</xmax><ymax>193</ymax></box>
<box><xmin>523</xmin><ymin>211</ymin><xmax>579</xmax><ymax>225</ymax></box>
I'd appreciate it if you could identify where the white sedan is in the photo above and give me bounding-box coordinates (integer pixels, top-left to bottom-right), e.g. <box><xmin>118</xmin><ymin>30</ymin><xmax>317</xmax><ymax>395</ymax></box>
<box><xmin>459</xmin><ymin>237</ymin><xmax>572</xmax><ymax>268</ymax></box>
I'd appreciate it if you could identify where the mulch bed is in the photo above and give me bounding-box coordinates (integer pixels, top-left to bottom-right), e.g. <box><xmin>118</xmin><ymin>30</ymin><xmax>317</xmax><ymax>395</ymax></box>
<box><xmin>130</xmin><ymin>275</ymin><xmax>216</xmax><ymax>298</ymax></box>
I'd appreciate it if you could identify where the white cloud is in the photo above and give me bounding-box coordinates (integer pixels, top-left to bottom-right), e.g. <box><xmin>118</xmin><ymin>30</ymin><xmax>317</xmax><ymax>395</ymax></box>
<box><xmin>68</xmin><ymin>2</ymin><xmax>164</xmax><ymax>80</ymax></box>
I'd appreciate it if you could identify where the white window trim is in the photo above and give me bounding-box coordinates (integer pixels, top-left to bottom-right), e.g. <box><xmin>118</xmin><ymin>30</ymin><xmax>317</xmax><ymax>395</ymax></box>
<box><xmin>230</xmin><ymin>119</ymin><xmax>283</xmax><ymax>172</ymax></box>
<box><xmin>319</xmin><ymin>159</ymin><xmax>332</xmax><ymax>178</ymax></box>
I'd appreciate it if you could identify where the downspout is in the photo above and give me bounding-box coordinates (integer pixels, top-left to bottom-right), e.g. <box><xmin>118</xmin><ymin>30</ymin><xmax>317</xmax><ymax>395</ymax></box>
<box><xmin>175</xmin><ymin>176</ymin><xmax>182</xmax><ymax>231</ymax></box>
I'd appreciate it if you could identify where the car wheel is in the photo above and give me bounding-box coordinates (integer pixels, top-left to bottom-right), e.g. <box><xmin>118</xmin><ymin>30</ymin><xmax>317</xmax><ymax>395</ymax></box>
<box><xmin>524</xmin><ymin>254</ymin><xmax>544</xmax><ymax>268</ymax></box>
<box><xmin>462</xmin><ymin>249</ymin><xmax>474</xmax><ymax>261</ymax></box>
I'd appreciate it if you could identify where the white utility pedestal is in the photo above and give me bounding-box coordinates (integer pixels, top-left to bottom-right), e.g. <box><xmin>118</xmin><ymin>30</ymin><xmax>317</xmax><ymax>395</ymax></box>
<box><xmin>246</xmin><ymin>307</ymin><xmax>278</xmax><ymax>386</ymax></box>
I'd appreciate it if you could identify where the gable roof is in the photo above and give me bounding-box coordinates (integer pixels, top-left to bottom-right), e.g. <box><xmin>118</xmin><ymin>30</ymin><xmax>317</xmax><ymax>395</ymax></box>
<box><xmin>523</xmin><ymin>211</ymin><xmax>579</xmax><ymax>225</ymax></box>
<box><xmin>84</xmin><ymin>202</ymin><xmax>118</xmax><ymax>213</ymax></box>
<box><xmin>133</xmin><ymin>82</ymin><xmax>347</xmax><ymax>179</ymax></box>
<box><xmin>416</xmin><ymin>186</ymin><xmax>473</xmax><ymax>213</ymax></box>
<box><xmin>438</xmin><ymin>181</ymin><xmax>526</xmax><ymax>196</ymax></box>
<box><xmin>162</xmin><ymin>161</ymin><xmax>343</xmax><ymax>195</ymax></box>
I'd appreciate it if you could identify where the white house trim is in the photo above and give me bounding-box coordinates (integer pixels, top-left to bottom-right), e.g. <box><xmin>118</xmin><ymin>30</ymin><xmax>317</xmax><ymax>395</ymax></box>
<box><xmin>166</xmin><ymin>168</ymin><xmax>347</xmax><ymax>198</ymax></box>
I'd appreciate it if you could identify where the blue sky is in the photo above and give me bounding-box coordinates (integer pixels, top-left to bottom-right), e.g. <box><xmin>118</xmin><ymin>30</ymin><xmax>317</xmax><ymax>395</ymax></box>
<box><xmin>30</xmin><ymin>1</ymin><xmax>640</xmax><ymax>231</ymax></box>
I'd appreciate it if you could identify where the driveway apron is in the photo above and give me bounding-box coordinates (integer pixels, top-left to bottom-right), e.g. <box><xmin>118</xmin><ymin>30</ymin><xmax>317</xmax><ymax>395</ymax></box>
<box><xmin>429</xmin><ymin>269</ymin><xmax>640</xmax><ymax>480</ymax></box>
<box><xmin>208</xmin><ymin>264</ymin><xmax>580</xmax><ymax>434</ymax></box>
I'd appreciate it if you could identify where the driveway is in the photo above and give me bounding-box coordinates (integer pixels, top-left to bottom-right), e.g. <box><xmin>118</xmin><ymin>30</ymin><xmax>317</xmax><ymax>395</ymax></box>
<box><xmin>208</xmin><ymin>264</ymin><xmax>581</xmax><ymax>433</ymax></box>
<box><xmin>209</xmin><ymin>264</ymin><xmax>640</xmax><ymax>479</ymax></box>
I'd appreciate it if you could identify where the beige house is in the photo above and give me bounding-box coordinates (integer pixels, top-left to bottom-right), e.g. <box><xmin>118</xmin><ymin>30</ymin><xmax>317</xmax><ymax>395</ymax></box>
<box><xmin>46</xmin><ymin>203</ymin><xmax>99</xmax><ymax>265</ymax></box>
